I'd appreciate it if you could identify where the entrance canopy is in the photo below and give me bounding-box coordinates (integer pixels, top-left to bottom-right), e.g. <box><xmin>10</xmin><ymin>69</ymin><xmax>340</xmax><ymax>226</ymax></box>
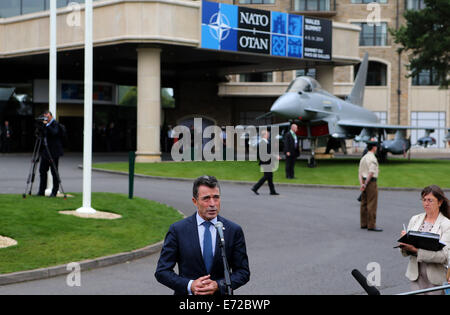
<box><xmin>0</xmin><ymin>0</ymin><xmax>362</xmax><ymax>161</ymax></box>
<box><xmin>0</xmin><ymin>42</ymin><xmax>358</xmax><ymax>86</ymax></box>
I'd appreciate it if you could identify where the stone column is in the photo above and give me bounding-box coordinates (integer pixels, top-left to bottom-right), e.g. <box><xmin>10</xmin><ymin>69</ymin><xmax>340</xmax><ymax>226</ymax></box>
<box><xmin>136</xmin><ymin>47</ymin><xmax>162</xmax><ymax>163</ymax></box>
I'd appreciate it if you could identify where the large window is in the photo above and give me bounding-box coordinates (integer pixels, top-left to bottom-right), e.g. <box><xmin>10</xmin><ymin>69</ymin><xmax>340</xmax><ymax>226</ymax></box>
<box><xmin>406</xmin><ymin>0</ymin><xmax>426</xmax><ymax>10</ymax></box>
<box><xmin>411</xmin><ymin>112</ymin><xmax>446</xmax><ymax>148</ymax></box>
<box><xmin>0</xmin><ymin>0</ymin><xmax>88</xmax><ymax>18</ymax></box>
<box><xmin>239</xmin><ymin>72</ymin><xmax>273</xmax><ymax>83</ymax></box>
<box><xmin>352</xmin><ymin>22</ymin><xmax>388</xmax><ymax>46</ymax></box>
<box><xmin>351</xmin><ymin>0</ymin><xmax>387</xmax><ymax>3</ymax></box>
<box><xmin>295</xmin><ymin>68</ymin><xmax>316</xmax><ymax>79</ymax></box>
<box><xmin>354</xmin><ymin>61</ymin><xmax>387</xmax><ymax>86</ymax></box>
<box><xmin>412</xmin><ymin>68</ymin><xmax>440</xmax><ymax>86</ymax></box>
<box><xmin>55</xmin><ymin>0</ymin><xmax>85</xmax><ymax>7</ymax></box>
<box><xmin>375</xmin><ymin>111</ymin><xmax>387</xmax><ymax>124</ymax></box>
<box><xmin>239</xmin><ymin>0</ymin><xmax>275</xmax><ymax>4</ymax></box>
<box><xmin>22</xmin><ymin>0</ymin><xmax>45</xmax><ymax>15</ymax></box>
<box><xmin>0</xmin><ymin>0</ymin><xmax>20</xmax><ymax>18</ymax></box>
<box><xmin>293</xmin><ymin>0</ymin><xmax>331</xmax><ymax>11</ymax></box>
<box><xmin>118</xmin><ymin>86</ymin><xmax>137</xmax><ymax>107</ymax></box>
<box><xmin>46</xmin><ymin>0</ymin><xmax>86</xmax><ymax>10</ymax></box>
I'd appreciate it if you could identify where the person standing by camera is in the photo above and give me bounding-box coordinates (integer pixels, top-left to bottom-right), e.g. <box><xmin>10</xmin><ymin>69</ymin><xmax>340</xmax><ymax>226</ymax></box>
<box><xmin>37</xmin><ymin>111</ymin><xmax>64</xmax><ymax>197</ymax></box>
<box><xmin>1</xmin><ymin>120</ymin><xmax>12</xmax><ymax>153</ymax></box>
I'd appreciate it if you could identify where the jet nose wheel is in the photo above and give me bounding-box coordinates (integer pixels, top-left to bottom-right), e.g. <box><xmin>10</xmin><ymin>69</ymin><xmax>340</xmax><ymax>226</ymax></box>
<box><xmin>376</xmin><ymin>148</ymin><xmax>388</xmax><ymax>163</ymax></box>
<box><xmin>307</xmin><ymin>157</ymin><xmax>317</xmax><ymax>168</ymax></box>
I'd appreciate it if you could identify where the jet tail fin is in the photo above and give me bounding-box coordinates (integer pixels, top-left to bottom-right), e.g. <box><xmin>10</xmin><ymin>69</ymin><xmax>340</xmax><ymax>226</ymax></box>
<box><xmin>347</xmin><ymin>52</ymin><xmax>368</xmax><ymax>107</ymax></box>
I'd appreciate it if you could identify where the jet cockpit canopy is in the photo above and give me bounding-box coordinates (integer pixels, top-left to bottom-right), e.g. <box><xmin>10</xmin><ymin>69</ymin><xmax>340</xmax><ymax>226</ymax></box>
<box><xmin>286</xmin><ymin>76</ymin><xmax>322</xmax><ymax>93</ymax></box>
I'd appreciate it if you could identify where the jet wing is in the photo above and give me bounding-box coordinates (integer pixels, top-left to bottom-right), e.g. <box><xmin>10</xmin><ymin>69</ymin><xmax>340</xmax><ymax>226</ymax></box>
<box><xmin>304</xmin><ymin>107</ymin><xmax>336</xmax><ymax>116</ymax></box>
<box><xmin>255</xmin><ymin>112</ymin><xmax>274</xmax><ymax>120</ymax></box>
<box><xmin>337</xmin><ymin>120</ymin><xmax>436</xmax><ymax>133</ymax></box>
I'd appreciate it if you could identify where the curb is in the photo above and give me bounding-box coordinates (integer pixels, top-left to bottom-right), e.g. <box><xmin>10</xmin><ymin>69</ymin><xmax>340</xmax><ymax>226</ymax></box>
<box><xmin>0</xmin><ymin>241</ymin><xmax>163</xmax><ymax>286</ymax></box>
<box><xmin>87</xmin><ymin>166</ymin><xmax>450</xmax><ymax>193</ymax></box>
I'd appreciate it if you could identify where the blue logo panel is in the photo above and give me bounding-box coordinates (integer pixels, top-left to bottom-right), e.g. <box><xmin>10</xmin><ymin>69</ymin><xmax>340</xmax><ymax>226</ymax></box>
<box><xmin>288</xmin><ymin>14</ymin><xmax>303</xmax><ymax>37</ymax></box>
<box><xmin>271</xmin><ymin>11</ymin><xmax>287</xmax><ymax>35</ymax></box>
<box><xmin>221</xmin><ymin>3</ymin><xmax>238</xmax><ymax>28</ymax></box>
<box><xmin>271</xmin><ymin>35</ymin><xmax>286</xmax><ymax>57</ymax></box>
<box><xmin>221</xmin><ymin>29</ymin><xmax>238</xmax><ymax>51</ymax></box>
<box><xmin>288</xmin><ymin>37</ymin><xmax>303</xmax><ymax>58</ymax></box>
<box><xmin>202</xmin><ymin>1</ymin><xmax>219</xmax><ymax>24</ymax></box>
<box><xmin>201</xmin><ymin>25</ymin><xmax>220</xmax><ymax>50</ymax></box>
<box><xmin>201</xmin><ymin>1</ymin><xmax>237</xmax><ymax>51</ymax></box>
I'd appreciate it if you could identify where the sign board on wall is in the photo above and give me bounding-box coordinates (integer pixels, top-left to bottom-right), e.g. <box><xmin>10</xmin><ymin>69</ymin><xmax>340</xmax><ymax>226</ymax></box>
<box><xmin>303</xmin><ymin>17</ymin><xmax>332</xmax><ymax>60</ymax></box>
<box><xmin>33</xmin><ymin>80</ymin><xmax>116</xmax><ymax>105</ymax></box>
<box><xmin>200</xmin><ymin>0</ymin><xmax>332</xmax><ymax>61</ymax></box>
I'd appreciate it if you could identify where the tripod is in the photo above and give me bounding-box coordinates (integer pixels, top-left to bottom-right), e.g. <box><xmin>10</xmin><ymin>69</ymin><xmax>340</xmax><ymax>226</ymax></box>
<box><xmin>23</xmin><ymin>132</ymin><xmax>66</xmax><ymax>199</ymax></box>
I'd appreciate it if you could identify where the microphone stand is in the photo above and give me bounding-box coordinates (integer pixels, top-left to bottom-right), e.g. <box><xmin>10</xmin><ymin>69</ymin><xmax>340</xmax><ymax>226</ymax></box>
<box><xmin>352</xmin><ymin>269</ymin><xmax>450</xmax><ymax>295</ymax></box>
<box><xmin>397</xmin><ymin>284</ymin><xmax>450</xmax><ymax>295</ymax></box>
<box><xmin>218</xmin><ymin>237</ymin><xmax>233</xmax><ymax>295</ymax></box>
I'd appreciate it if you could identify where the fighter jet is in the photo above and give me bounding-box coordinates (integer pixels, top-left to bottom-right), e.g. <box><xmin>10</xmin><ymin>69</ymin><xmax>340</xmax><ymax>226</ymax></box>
<box><xmin>267</xmin><ymin>53</ymin><xmax>439</xmax><ymax>167</ymax></box>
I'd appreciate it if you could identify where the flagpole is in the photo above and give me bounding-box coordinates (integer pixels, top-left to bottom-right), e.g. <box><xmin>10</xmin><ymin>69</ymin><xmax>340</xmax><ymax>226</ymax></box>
<box><xmin>49</xmin><ymin>0</ymin><xmax>57</xmax><ymax>116</ymax></box>
<box><xmin>77</xmin><ymin>0</ymin><xmax>96</xmax><ymax>214</ymax></box>
<box><xmin>46</xmin><ymin>0</ymin><xmax>57</xmax><ymax>196</ymax></box>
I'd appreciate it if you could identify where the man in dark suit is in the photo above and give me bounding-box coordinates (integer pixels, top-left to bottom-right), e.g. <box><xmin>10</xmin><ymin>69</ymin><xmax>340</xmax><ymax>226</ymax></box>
<box><xmin>251</xmin><ymin>130</ymin><xmax>279</xmax><ymax>195</ymax></box>
<box><xmin>283</xmin><ymin>123</ymin><xmax>299</xmax><ymax>179</ymax></box>
<box><xmin>38</xmin><ymin>111</ymin><xmax>64</xmax><ymax>197</ymax></box>
<box><xmin>155</xmin><ymin>175</ymin><xmax>250</xmax><ymax>295</ymax></box>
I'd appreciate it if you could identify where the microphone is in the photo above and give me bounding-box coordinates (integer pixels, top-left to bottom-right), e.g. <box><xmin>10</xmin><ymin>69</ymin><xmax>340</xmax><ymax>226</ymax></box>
<box><xmin>351</xmin><ymin>269</ymin><xmax>381</xmax><ymax>295</ymax></box>
<box><xmin>215</xmin><ymin>221</ymin><xmax>225</xmax><ymax>245</ymax></box>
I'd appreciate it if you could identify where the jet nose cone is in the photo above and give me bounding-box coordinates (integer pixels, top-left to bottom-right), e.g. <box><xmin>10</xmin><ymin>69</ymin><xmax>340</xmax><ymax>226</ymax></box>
<box><xmin>381</xmin><ymin>141</ymin><xmax>390</xmax><ymax>150</ymax></box>
<box><xmin>270</xmin><ymin>93</ymin><xmax>303</xmax><ymax>118</ymax></box>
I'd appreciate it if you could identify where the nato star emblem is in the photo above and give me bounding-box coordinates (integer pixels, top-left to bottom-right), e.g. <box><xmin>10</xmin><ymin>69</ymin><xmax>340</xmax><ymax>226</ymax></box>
<box><xmin>208</xmin><ymin>12</ymin><xmax>231</xmax><ymax>42</ymax></box>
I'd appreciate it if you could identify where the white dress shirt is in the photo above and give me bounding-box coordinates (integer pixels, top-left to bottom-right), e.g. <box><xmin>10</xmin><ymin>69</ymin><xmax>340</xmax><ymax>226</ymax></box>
<box><xmin>187</xmin><ymin>213</ymin><xmax>218</xmax><ymax>294</ymax></box>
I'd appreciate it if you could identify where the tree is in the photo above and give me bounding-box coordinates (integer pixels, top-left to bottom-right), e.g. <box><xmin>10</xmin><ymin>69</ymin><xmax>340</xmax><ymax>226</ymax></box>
<box><xmin>119</xmin><ymin>86</ymin><xmax>137</xmax><ymax>107</ymax></box>
<box><xmin>390</xmin><ymin>0</ymin><xmax>450</xmax><ymax>88</ymax></box>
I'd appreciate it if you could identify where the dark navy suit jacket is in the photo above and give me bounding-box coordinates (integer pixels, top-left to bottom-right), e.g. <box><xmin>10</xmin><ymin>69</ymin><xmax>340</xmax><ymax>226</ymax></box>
<box><xmin>41</xmin><ymin>120</ymin><xmax>64</xmax><ymax>159</ymax></box>
<box><xmin>283</xmin><ymin>131</ymin><xmax>299</xmax><ymax>157</ymax></box>
<box><xmin>155</xmin><ymin>213</ymin><xmax>250</xmax><ymax>295</ymax></box>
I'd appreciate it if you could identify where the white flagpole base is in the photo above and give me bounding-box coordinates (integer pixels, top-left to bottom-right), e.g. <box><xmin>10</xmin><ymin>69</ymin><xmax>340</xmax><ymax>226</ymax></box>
<box><xmin>45</xmin><ymin>170</ymin><xmax>53</xmax><ymax>196</ymax></box>
<box><xmin>76</xmin><ymin>207</ymin><xmax>97</xmax><ymax>214</ymax></box>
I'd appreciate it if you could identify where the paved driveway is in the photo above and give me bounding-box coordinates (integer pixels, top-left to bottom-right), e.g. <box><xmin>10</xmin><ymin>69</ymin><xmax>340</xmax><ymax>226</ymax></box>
<box><xmin>0</xmin><ymin>153</ymin><xmax>420</xmax><ymax>295</ymax></box>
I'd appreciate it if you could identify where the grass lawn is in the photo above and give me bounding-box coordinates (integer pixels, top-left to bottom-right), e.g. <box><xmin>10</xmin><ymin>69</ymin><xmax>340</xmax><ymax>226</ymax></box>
<box><xmin>0</xmin><ymin>193</ymin><xmax>183</xmax><ymax>274</ymax></box>
<box><xmin>93</xmin><ymin>158</ymin><xmax>450</xmax><ymax>189</ymax></box>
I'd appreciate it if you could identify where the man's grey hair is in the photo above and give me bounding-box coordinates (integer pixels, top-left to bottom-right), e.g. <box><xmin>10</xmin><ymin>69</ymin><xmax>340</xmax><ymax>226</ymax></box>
<box><xmin>193</xmin><ymin>175</ymin><xmax>220</xmax><ymax>199</ymax></box>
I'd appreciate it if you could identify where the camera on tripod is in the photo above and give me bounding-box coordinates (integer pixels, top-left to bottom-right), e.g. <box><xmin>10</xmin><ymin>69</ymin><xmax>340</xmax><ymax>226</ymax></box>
<box><xmin>34</xmin><ymin>115</ymin><xmax>48</xmax><ymax>137</ymax></box>
<box><xmin>24</xmin><ymin>115</ymin><xmax>67</xmax><ymax>199</ymax></box>
<box><xmin>35</xmin><ymin>115</ymin><xmax>48</xmax><ymax>122</ymax></box>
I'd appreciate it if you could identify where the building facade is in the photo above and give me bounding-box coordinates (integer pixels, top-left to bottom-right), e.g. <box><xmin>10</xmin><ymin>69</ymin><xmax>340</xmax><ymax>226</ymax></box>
<box><xmin>0</xmin><ymin>0</ymin><xmax>447</xmax><ymax>160</ymax></box>
<box><xmin>221</xmin><ymin>0</ymin><xmax>449</xmax><ymax>149</ymax></box>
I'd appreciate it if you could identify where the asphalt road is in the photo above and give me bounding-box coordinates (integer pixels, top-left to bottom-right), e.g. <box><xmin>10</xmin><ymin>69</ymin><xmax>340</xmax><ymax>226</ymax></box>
<box><xmin>0</xmin><ymin>153</ymin><xmax>424</xmax><ymax>295</ymax></box>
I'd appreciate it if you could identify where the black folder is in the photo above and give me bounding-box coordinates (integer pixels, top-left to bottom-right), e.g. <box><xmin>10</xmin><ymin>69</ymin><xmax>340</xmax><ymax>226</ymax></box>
<box><xmin>397</xmin><ymin>231</ymin><xmax>447</xmax><ymax>251</ymax></box>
